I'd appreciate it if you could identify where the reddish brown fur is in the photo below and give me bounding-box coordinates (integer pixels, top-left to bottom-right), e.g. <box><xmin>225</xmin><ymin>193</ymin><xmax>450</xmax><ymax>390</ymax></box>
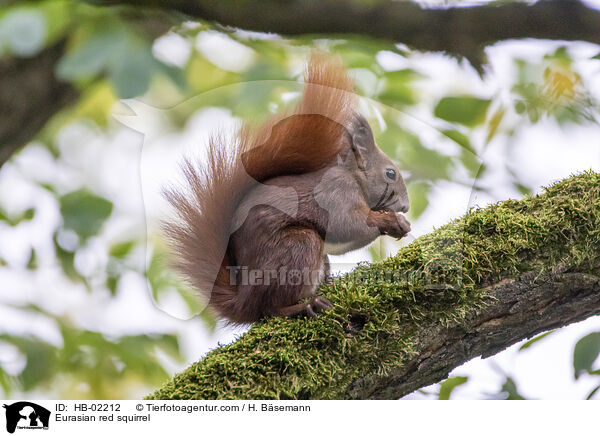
<box><xmin>162</xmin><ymin>54</ymin><xmax>357</xmax><ymax>323</ymax></box>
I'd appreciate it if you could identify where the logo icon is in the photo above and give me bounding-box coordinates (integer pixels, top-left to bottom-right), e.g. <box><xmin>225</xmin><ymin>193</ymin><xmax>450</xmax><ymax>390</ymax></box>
<box><xmin>2</xmin><ymin>402</ymin><xmax>50</xmax><ymax>434</ymax></box>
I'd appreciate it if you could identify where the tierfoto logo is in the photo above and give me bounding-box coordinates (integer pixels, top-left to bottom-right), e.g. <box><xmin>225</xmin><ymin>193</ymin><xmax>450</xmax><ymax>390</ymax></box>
<box><xmin>2</xmin><ymin>402</ymin><xmax>50</xmax><ymax>434</ymax></box>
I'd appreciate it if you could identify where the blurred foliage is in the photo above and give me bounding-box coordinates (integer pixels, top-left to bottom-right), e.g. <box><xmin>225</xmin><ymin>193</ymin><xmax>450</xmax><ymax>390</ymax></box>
<box><xmin>513</xmin><ymin>47</ymin><xmax>597</xmax><ymax>124</ymax></box>
<box><xmin>573</xmin><ymin>332</ymin><xmax>600</xmax><ymax>399</ymax></box>
<box><xmin>574</xmin><ymin>333</ymin><xmax>600</xmax><ymax>380</ymax></box>
<box><xmin>499</xmin><ymin>377</ymin><xmax>526</xmax><ymax>400</ymax></box>
<box><xmin>434</xmin><ymin>96</ymin><xmax>491</xmax><ymax>127</ymax></box>
<box><xmin>59</xmin><ymin>189</ymin><xmax>113</xmax><ymax>241</ymax></box>
<box><xmin>0</xmin><ymin>206</ymin><xmax>35</xmax><ymax>226</ymax></box>
<box><xmin>438</xmin><ymin>376</ymin><xmax>468</xmax><ymax>400</ymax></box>
<box><xmin>0</xmin><ymin>0</ymin><xmax>599</xmax><ymax>399</ymax></box>
<box><xmin>0</xmin><ymin>306</ymin><xmax>180</xmax><ymax>398</ymax></box>
<box><xmin>518</xmin><ymin>330</ymin><xmax>555</xmax><ymax>351</ymax></box>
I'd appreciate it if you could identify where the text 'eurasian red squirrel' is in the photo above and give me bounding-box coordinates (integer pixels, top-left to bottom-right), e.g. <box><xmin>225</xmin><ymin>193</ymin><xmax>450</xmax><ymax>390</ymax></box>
<box><xmin>164</xmin><ymin>53</ymin><xmax>411</xmax><ymax>324</ymax></box>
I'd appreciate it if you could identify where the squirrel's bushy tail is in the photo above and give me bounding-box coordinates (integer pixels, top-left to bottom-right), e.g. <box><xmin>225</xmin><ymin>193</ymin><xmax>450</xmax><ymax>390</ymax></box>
<box><xmin>163</xmin><ymin>53</ymin><xmax>356</xmax><ymax>323</ymax></box>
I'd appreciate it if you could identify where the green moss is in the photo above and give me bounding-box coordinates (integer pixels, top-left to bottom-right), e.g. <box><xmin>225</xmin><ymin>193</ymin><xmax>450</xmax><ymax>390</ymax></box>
<box><xmin>147</xmin><ymin>171</ymin><xmax>600</xmax><ymax>399</ymax></box>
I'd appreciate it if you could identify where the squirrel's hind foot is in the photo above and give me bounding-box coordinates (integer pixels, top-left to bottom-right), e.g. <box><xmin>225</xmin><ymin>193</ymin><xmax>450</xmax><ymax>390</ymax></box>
<box><xmin>277</xmin><ymin>295</ymin><xmax>333</xmax><ymax>318</ymax></box>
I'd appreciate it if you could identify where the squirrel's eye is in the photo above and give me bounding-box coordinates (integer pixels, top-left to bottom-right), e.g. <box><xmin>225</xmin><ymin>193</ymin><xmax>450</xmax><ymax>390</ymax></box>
<box><xmin>385</xmin><ymin>168</ymin><xmax>397</xmax><ymax>181</ymax></box>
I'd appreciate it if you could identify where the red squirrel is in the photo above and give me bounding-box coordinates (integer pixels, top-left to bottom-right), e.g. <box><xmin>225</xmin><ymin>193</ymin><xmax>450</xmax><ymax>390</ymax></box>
<box><xmin>163</xmin><ymin>54</ymin><xmax>411</xmax><ymax>324</ymax></box>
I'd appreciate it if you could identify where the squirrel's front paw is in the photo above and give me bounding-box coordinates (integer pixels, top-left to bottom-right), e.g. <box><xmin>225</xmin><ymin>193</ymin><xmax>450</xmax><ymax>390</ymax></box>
<box><xmin>369</xmin><ymin>210</ymin><xmax>411</xmax><ymax>239</ymax></box>
<box><xmin>393</xmin><ymin>213</ymin><xmax>411</xmax><ymax>237</ymax></box>
<box><xmin>382</xmin><ymin>212</ymin><xmax>411</xmax><ymax>239</ymax></box>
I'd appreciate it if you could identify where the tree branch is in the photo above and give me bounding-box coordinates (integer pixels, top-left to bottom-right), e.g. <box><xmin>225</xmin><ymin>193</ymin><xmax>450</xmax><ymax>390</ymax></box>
<box><xmin>95</xmin><ymin>0</ymin><xmax>600</xmax><ymax>65</ymax></box>
<box><xmin>146</xmin><ymin>171</ymin><xmax>600</xmax><ymax>400</ymax></box>
<box><xmin>353</xmin><ymin>269</ymin><xmax>600</xmax><ymax>398</ymax></box>
<box><xmin>0</xmin><ymin>41</ymin><xmax>78</xmax><ymax>168</ymax></box>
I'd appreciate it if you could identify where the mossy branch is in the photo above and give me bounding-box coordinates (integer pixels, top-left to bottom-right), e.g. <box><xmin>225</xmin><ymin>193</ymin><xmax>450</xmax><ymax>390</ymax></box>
<box><xmin>147</xmin><ymin>172</ymin><xmax>600</xmax><ymax>400</ymax></box>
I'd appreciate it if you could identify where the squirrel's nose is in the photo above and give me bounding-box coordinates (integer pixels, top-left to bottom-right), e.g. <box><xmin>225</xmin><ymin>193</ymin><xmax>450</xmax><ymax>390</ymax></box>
<box><xmin>397</xmin><ymin>193</ymin><xmax>410</xmax><ymax>213</ymax></box>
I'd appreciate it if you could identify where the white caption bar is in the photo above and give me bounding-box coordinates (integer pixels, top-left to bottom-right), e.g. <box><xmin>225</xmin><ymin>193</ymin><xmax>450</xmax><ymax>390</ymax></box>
<box><xmin>0</xmin><ymin>400</ymin><xmax>597</xmax><ymax>435</ymax></box>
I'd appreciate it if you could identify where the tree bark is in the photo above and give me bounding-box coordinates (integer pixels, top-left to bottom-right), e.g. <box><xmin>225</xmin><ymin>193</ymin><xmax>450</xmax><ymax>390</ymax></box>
<box><xmin>0</xmin><ymin>41</ymin><xmax>78</xmax><ymax>168</ymax></box>
<box><xmin>146</xmin><ymin>172</ymin><xmax>600</xmax><ymax>400</ymax></box>
<box><xmin>351</xmin><ymin>269</ymin><xmax>600</xmax><ymax>399</ymax></box>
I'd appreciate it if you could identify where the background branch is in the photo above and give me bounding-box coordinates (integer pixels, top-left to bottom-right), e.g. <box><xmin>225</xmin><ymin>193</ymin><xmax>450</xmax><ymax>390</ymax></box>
<box><xmin>94</xmin><ymin>0</ymin><xmax>600</xmax><ymax>66</ymax></box>
<box><xmin>0</xmin><ymin>41</ymin><xmax>78</xmax><ymax>168</ymax></box>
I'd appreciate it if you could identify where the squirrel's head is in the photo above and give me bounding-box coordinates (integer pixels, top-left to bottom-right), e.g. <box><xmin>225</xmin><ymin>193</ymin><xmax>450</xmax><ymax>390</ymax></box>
<box><xmin>345</xmin><ymin>114</ymin><xmax>410</xmax><ymax>214</ymax></box>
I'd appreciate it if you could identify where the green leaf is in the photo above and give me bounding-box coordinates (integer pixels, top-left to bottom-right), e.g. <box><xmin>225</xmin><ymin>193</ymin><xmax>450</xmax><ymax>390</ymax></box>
<box><xmin>379</xmin><ymin>69</ymin><xmax>421</xmax><ymax>106</ymax></box>
<box><xmin>109</xmin><ymin>240</ymin><xmax>136</xmax><ymax>259</ymax></box>
<box><xmin>333</xmin><ymin>36</ymin><xmax>401</xmax><ymax>70</ymax></box>
<box><xmin>22</xmin><ymin>208</ymin><xmax>35</xmax><ymax>220</ymax></box>
<box><xmin>545</xmin><ymin>46</ymin><xmax>571</xmax><ymax>65</ymax></box>
<box><xmin>573</xmin><ymin>332</ymin><xmax>600</xmax><ymax>379</ymax></box>
<box><xmin>0</xmin><ymin>207</ymin><xmax>36</xmax><ymax>226</ymax></box>
<box><xmin>501</xmin><ymin>377</ymin><xmax>525</xmax><ymax>400</ymax></box>
<box><xmin>0</xmin><ymin>334</ymin><xmax>58</xmax><ymax>391</ymax></box>
<box><xmin>26</xmin><ymin>248</ymin><xmax>37</xmax><ymax>270</ymax></box>
<box><xmin>514</xmin><ymin>100</ymin><xmax>527</xmax><ymax>114</ymax></box>
<box><xmin>379</xmin><ymin>125</ymin><xmax>453</xmax><ymax>181</ymax></box>
<box><xmin>434</xmin><ymin>96</ymin><xmax>491</xmax><ymax>127</ymax></box>
<box><xmin>58</xmin><ymin>25</ymin><xmax>158</xmax><ymax>98</ymax></box>
<box><xmin>56</xmin><ymin>30</ymin><xmax>125</xmax><ymax>80</ymax></box>
<box><xmin>438</xmin><ymin>376</ymin><xmax>468</xmax><ymax>400</ymax></box>
<box><xmin>106</xmin><ymin>276</ymin><xmax>118</xmax><ymax>295</ymax></box>
<box><xmin>586</xmin><ymin>384</ymin><xmax>600</xmax><ymax>400</ymax></box>
<box><xmin>460</xmin><ymin>148</ymin><xmax>483</xmax><ymax>179</ymax></box>
<box><xmin>53</xmin><ymin>233</ymin><xmax>84</xmax><ymax>283</ymax></box>
<box><xmin>36</xmin><ymin>0</ymin><xmax>70</xmax><ymax>45</ymax></box>
<box><xmin>515</xmin><ymin>182</ymin><xmax>533</xmax><ymax>196</ymax></box>
<box><xmin>59</xmin><ymin>189</ymin><xmax>113</xmax><ymax>241</ymax></box>
<box><xmin>108</xmin><ymin>41</ymin><xmax>155</xmax><ymax>98</ymax></box>
<box><xmin>519</xmin><ymin>331</ymin><xmax>554</xmax><ymax>351</ymax></box>
<box><xmin>146</xmin><ymin>252</ymin><xmax>172</xmax><ymax>302</ymax></box>
<box><xmin>442</xmin><ymin>129</ymin><xmax>473</xmax><ymax>153</ymax></box>
<box><xmin>485</xmin><ymin>107</ymin><xmax>505</xmax><ymax>144</ymax></box>
<box><xmin>443</xmin><ymin>131</ymin><xmax>483</xmax><ymax>180</ymax></box>
<box><xmin>0</xmin><ymin>365</ymin><xmax>15</xmax><ymax>395</ymax></box>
